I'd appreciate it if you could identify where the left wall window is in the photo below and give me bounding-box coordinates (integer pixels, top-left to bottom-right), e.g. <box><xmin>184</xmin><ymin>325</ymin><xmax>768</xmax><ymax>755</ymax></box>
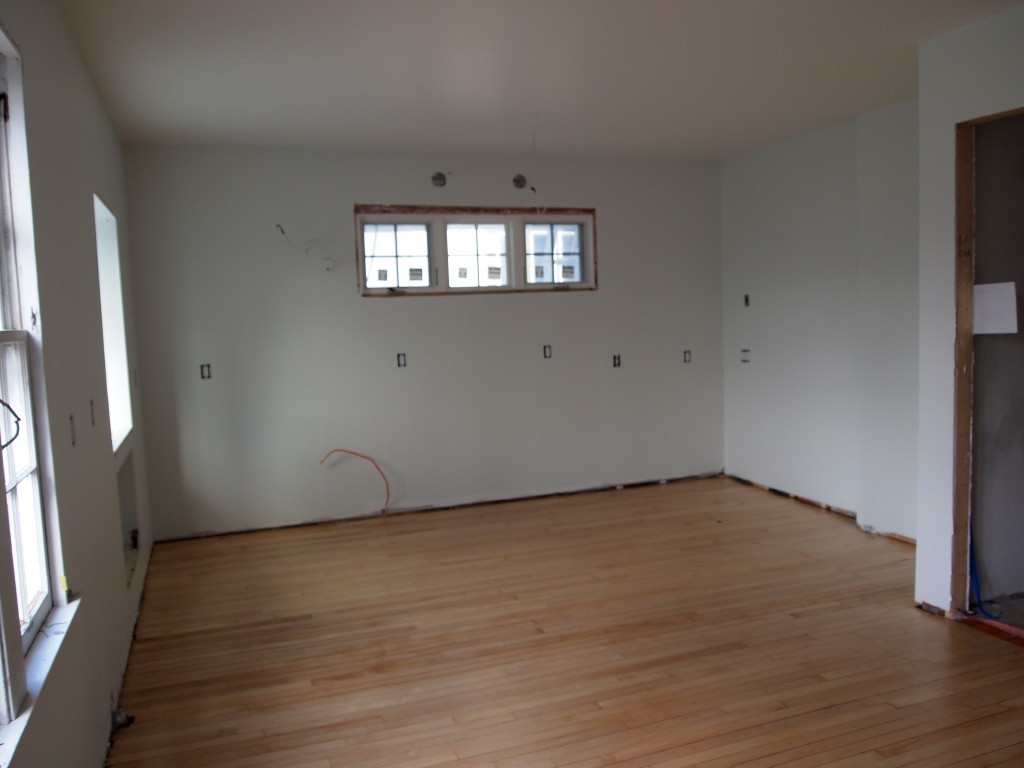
<box><xmin>0</xmin><ymin>31</ymin><xmax>54</xmax><ymax>723</ymax></box>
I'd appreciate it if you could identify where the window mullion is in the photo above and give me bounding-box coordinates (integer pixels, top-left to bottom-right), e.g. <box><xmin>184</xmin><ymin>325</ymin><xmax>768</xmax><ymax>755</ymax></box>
<box><xmin>509</xmin><ymin>217</ymin><xmax>522</xmax><ymax>290</ymax></box>
<box><xmin>432</xmin><ymin>216</ymin><xmax>448</xmax><ymax>291</ymax></box>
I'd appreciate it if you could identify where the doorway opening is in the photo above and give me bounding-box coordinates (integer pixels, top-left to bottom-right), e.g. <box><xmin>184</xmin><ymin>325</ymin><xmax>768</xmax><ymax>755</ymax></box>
<box><xmin>953</xmin><ymin>107</ymin><xmax>1024</xmax><ymax>629</ymax></box>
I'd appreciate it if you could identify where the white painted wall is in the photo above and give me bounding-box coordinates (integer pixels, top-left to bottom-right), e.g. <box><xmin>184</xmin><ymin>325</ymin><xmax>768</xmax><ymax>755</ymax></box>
<box><xmin>722</xmin><ymin>123</ymin><xmax>862</xmax><ymax>512</ymax></box>
<box><xmin>0</xmin><ymin>0</ymin><xmax>152</xmax><ymax>765</ymax></box>
<box><xmin>124</xmin><ymin>147</ymin><xmax>724</xmax><ymax>540</ymax></box>
<box><xmin>855</xmin><ymin>101</ymin><xmax>919</xmax><ymax>538</ymax></box>
<box><xmin>916</xmin><ymin>5</ymin><xmax>1024</xmax><ymax>610</ymax></box>
<box><xmin>721</xmin><ymin>103</ymin><xmax>919</xmax><ymax>540</ymax></box>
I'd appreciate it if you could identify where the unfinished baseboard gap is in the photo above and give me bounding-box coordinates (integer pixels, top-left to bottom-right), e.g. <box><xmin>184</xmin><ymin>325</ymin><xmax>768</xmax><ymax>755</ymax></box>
<box><xmin>354</xmin><ymin>468</ymin><xmax>729</xmax><ymax>524</ymax></box>
<box><xmin>726</xmin><ymin>474</ymin><xmax>916</xmax><ymax>547</ymax></box>
<box><xmin>158</xmin><ymin>471</ymin><xmax>729</xmax><ymax>544</ymax></box>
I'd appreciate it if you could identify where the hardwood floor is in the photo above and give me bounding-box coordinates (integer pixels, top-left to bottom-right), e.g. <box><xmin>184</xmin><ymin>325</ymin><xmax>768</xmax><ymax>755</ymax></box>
<box><xmin>107</xmin><ymin>477</ymin><xmax>1024</xmax><ymax>767</ymax></box>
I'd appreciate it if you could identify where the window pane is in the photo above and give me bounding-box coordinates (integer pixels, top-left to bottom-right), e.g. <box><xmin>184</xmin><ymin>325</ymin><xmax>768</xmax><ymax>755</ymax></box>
<box><xmin>526</xmin><ymin>224</ymin><xmax>551</xmax><ymax>256</ymax></box>
<box><xmin>0</xmin><ymin>341</ymin><xmax>34</xmax><ymax>486</ymax></box>
<box><xmin>476</xmin><ymin>224</ymin><xmax>506</xmax><ymax>257</ymax></box>
<box><xmin>448</xmin><ymin>254</ymin><xmax>478</xmax><ymax>287</ymax></box>
<box><xmin>479</xmin><ymin>256</ymin><xmax>507</xmax><ymax>287</ymax></box>
<box><xmin>7</xmin><ymin>475</ymin><xmax>47</xmax><ymax>627</ymax></box>
<box><xmin>397</xmin><ymin>255</ymin><xmax>430</xmax><ymax>287</ymax></box>
<box><xmin>553</xmin><ymin>224</ymin><xmax>581</xmax><ymax>256</ymax></box>
<box><xmin>395</xmin><ymin>224</ymin><xmax>428</xmax><ymax>256</ymax></box>
<box><xmin>446</xmin><ymin>224</ymin><xmax>477</xmax><ymax>256</ymax></box>
<box><xmin>556</xmin><ymin>255</ymin><xmax>581</xmax><ymax>283</ymax></box>
<box><xmin>528</xmin><ymin>254</ymin><xmax>553</xmax><ymax>284</ymax></box>
<box><xmin>365</xmin><ymin>256</ymin><xmax>398</xmax><ymax>288</ymax></box>
<box><xmin>363</xmin><ymin>224</ymin><xmax>396</xmax><ymax>257</ymax></box>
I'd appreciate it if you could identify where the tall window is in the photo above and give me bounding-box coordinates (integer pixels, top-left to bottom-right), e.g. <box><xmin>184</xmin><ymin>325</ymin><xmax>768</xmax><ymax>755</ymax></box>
<box><xmin>94</xmin><ymin>195</ymin><xmax>133</xmax><ymax>450</ymax></box>
<box><xmin>0</xmin><ymin>35</ymin><xmax>51</xmax><ymax>723</ymax></box>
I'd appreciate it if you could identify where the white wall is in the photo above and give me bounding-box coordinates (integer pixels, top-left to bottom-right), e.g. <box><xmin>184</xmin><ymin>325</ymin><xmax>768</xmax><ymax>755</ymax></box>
<box><xmin>722</xmin><ymin>123</ymin><xmax>861</xmax><ymax>510</ymax></box>
<box><xmin>916</xmin><ymin>5</ymin><xmax>1024</xmax><ymax>610</ymax></box>
<box><xmin>855</xmin><ymin>100</ymin><xmax>919</xmax><ymax>537</ymax></box>
<box><xmin>721</xmin><ymin>104</ymin><xmax>919</xmax><ymax>540</ymax></box>
<box><xmin>0</xmin><ymin>1</ymin><xmax>152</xmax><ymax>766</ymax></box>
<box><xmin>125</xmin><ymin>147</ymin><xmax>724</xmax><ymax>540</ymax></box>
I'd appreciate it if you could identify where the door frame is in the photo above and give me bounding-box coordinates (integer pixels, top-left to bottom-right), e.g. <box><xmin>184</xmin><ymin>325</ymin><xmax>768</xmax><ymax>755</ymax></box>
<box><xmin>951</xmin><ymin>106</ymin><xmax>1024</xmax><ymax>615</ymax></box>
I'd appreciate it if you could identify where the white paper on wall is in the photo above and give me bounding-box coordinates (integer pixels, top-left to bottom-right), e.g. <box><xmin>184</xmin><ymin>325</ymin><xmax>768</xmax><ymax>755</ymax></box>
<box><xmin>973</xmin><ymin>282</ymin><xmax>1018</xmax><ymax>334</ymax></box>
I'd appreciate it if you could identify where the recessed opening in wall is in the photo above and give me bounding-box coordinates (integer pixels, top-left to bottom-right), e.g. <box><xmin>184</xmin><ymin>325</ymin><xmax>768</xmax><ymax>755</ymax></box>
<box><xmin>94</xmin><ymin>195</ymin><xmax>133</xmax><ymax>450</ymax></box>
<box><xmin>117</xmin><ymin>451</ymin><xmax>139</xmax><ymax>583</ymax></box>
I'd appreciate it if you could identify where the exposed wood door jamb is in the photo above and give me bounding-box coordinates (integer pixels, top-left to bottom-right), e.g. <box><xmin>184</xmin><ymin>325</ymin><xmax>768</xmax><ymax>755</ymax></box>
<box><xmin>951</xmin><ymin>121</ymin><xmax>974</xmax><ymax>616</ymax></box>
<box><xmin>951</xmin><ymin>105</ymin><xmax>1024</xmax><ymax>616</ymax></box>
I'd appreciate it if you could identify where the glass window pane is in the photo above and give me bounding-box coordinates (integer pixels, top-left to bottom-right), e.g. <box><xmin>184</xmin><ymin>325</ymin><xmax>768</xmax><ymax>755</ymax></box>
<box><xmin>365</xmin><ymin>256</ymin><xmax>398</xmax><ymax>288</ymax></box>
<box><xmin>556</xmin><ymin>255</ymin><xmax>581</xmax><ymax>283</ymax></box>
<box><xmin>0</xmin><ymin>341</ymin><xmax>34</xmax><ymax>485</ymax></box>
<box><xmin>363</xmin><ymin>224</ymin><xmax>396</xmax><ymax>257</ymax></box>
<box><xmin>479</xmin><ymin>255</ymin><xmax>507</xmax><ymax>287</ymax></box>
<box><xmin>395</xmin><ymin>224</ymin><xmax>428</xmax><ymax>256</ymax></box>
<box><xmin>397</xmin><ymin>255</ymin><xmax>430</xmax><ymax>287</ymax></box>
<box><xmin>476</xmin><ymin>224</ymin><xmax>506</xmax><ymax>257</ymax></box>
<box><xmin>8</xmin><ymin>476</ymin><xmax>47</xmax><ymax>626</ymax></box>
<box><xmin>527</xmin><ymin>254</ymin><xmax>553</xmax><ymax>284</ymax></box>
<box><xmin>526</xmin><ymin>224</ymin><xmax>551</xmax><ymax>256</ymax></box>
<box><xmin>446</xmin><ymin>224</ymin><xmax>478</xmax><ymax>256</ymax></box>
<box><xmin>553</xmin><ymin>224</ymin><xmax>581</xmax><ymax>255</ymax></box>
<box><xmin>448</xmin><ymin>254</ymin><xmax>478</xmax><ymax>287</ymax></box>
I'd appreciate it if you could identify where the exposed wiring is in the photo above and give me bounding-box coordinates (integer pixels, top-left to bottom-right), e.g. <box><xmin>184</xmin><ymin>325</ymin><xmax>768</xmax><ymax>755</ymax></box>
<box><xmin>529</xmin><ymin>124</ymin><xmax>538</xmax><ymax>194</ymax></box>
<box><xmin>320</xmin><ymin>448</ymin><xmax>391</xmax><ymax>513</ymax></box>
<box><xmin>970</xmin><ymin>533</ymin><xmax>1001</xmax><ymax>620</ymax></box>
<box><xmin>0</xmin><ymin>397</ymin><xmax>21</xmax><ymax>450</ymax></box>
<box><xmin>276</xmin><ymin>223</ymin><xmax>321</xmax><ymax>255</ymax></box>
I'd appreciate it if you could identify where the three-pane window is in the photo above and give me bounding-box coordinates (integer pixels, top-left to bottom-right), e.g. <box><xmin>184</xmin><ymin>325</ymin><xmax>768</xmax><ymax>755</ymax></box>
<box><xmin>356</xmin><ymin>206</ymin><xmax>596</xmax><ymax>295</ymax></box>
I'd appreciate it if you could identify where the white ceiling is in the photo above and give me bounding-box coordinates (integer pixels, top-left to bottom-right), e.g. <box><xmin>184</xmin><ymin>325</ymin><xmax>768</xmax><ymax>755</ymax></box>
<box><xmin>57</xmin><ymin>0</ymin><xmax>1021</xmax><ymax>158</ymax></box>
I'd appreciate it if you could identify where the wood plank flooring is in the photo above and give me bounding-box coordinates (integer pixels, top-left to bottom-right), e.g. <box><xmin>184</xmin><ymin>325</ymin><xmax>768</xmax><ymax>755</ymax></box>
<box><xmin>107</xmin><ymin>477</ymin><xmax>1024</xmax><ymax>767</ymax></box>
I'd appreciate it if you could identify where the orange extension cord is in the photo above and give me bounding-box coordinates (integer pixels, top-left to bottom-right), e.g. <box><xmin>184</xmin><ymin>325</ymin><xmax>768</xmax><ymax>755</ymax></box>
<box><xmin>319</xmin><ymin>448</ymin><xmax>391</xmax><ymax>513</ymax></box>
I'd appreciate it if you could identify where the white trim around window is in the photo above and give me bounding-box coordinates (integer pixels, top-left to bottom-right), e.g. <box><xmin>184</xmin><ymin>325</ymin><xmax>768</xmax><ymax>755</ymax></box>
<box><xmin>355</xmin><ymin>205</ymin><xmax>597</xmax><ymax>296</ymax></box>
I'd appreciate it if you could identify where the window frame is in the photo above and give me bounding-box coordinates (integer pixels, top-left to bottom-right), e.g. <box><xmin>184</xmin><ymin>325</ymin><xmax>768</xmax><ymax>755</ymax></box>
<box><xmin>0</xmin><ymin>32</ymin><xmax>60</xmax><ymax>726</ymax></box>
<box><xmin>94</xmin><ymin>194</ymin><xmax>134</xmax><ymax>452</ymax></box>
<box><xmin>355</xmin><ymin>205</ymin><xmax>597</xmax><ymax>296</ymax></box>
<box><xmin>0</xmin><ymin>330</ymin><xmax>49</xmax><ymax>655</ymax></box>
